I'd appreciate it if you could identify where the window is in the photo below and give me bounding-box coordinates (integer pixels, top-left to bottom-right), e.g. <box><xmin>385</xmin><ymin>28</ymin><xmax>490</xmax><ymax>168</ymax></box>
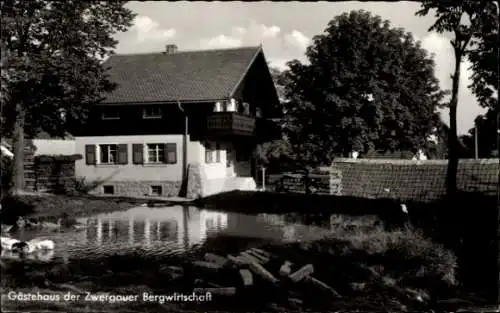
<box><xmin>205</xmin><ymin>143</ymin><xmax>214</xmax><ymax>164</ymax></box>
<box><xmin>144</xmin><ymin>143</ymin><xmax>177</xmax><ymax>164</ymax></box>
<box><xmin>150</xmin><ymin>185</ymin><xmax>162</xmax><ymax>196</ymax></box>
<box><xmin>256</xmin><ymin>107</ymin><xmax>262</xmax><ymax>118</ymax></box>
<box><xmin>147</xmin><ymin>144</ymin><xmax>165</xmax><ymax>163</ymax></box>
<box><xmin>99</xmin><ymin>144</ymin><xmax>118</xmax><ymax>164</ymax></box>
<box><xmin>143</xmin><ymin>107</ymin><xmax>162</xmax><ymax>119</ymax></box>
<box><xmin>243</xmin><ymin>102</ymin><xmax>250</xmax><ymax>115</ymax></box>
<box><xmin>101</xmin><ymin>109</ymin><xmax>120</xmax><ymax>120</ymax></box>
<box><xmin>215</xmin><ymin>143</ymin><xmax>221</xmax><ymax>163</ymax></box>
<box><xmin>103</xmin><ymin>185</ymin><xmax>114</xmax><ymax>195</ymax></box>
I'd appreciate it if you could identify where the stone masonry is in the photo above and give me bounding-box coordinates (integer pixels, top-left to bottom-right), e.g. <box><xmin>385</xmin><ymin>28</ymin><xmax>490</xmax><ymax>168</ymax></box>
<box><xmin>88</xmin><ymin>180</ymin><xmax>182</xmax><ymax>198</ymax></box>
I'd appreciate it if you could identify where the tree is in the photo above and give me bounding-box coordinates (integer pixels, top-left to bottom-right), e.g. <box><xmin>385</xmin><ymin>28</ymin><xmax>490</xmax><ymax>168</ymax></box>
<box><xmin>0</xmin><ymin>1</ymin><xmax>136</xmax><ymax>194</ymax></box>
<box><xmin>280</xmin><ymin>10</ymin><xmax>447</xmax><ymax>167</ymax></box>
<box><xmin>460</xmin><ymin>108</ymin><xmax>498</xmax><ymax>158</ymax></box>
<box><xmin>416</xmin><ymin>0</ymin><xmax>499</xmax><ymax>195</ymax></box>
<box><xmin>256</xmin><ymin>66</ymin><xmax>298</xmax><ymax>172</ymax></box>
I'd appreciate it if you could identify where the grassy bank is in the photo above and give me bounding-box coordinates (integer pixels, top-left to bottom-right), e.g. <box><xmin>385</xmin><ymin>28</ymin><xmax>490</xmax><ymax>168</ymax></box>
<box><xmin>1</xmin><ymin>215</ymin><xmax>477</xmax><ymax>312</ymax></box>
<box><xmin>0</xmin><ymin>194</ymin><xmax>156</xmax><ymax>225</ymax></box>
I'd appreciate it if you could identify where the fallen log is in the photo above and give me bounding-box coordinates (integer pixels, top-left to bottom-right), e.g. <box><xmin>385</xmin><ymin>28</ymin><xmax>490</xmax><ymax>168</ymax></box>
<box><xmin>240</xmin><ymin>252</ymin><xmax>264</xmax><ymax>264</ymax></box>
<box><xmin>192</xmin><ymin>260</ymin><xmax>222</xmax><ymax>271</ymax></box>
<box><xmin>306</xmin><ymin>276</ymin><xmax>342</xmax><ymax>298</ymax></box>
<box><xmin>288</xmin><ymin>297</ymin><xmax>303</xmax><ymax>306</ymax></box>
<box><xmin>245</xmin><ymin>250</ymin><xmax>270</xmax><ymax>263</ymax></box>
<box><xmin>165</xmin><ymin>266</ymin><xmax>184</xmax><ymax>274</ymax></box>
<box><xmin>239</xmin><ymin>269</ymin><xmax>253</xmax><ymax>286</ymax></box>
<box><xmin>250</xmin><ymin>248</ymin><xmax>271</xmax><ymax>258</ymax></box>
<box><xmin>267</xmin><ymin>303</ymin><xmax>287</xmax><ymax>312</ymax></box>
<box><xmin>279</xmin><ymin>261</ymin><xmax>293</xmax><ymax>276</ymax></box>
<box><xmin>289</xmin><ymin>264</ymin><xmax>314</xmax><ymax>283</ymax></box>
<box><xmin>204</xmin><ymin>253</ymin><xmax>228</xmax><ymax>266</ymax></box>
<box><xmin>194</xmin><ymin>287</ymin><xmax>237</xmax><ymax>296</ymax></box>
<box><xmin>193</xmin><ymin>278</ymin><xmax>223</xmax><ymax>288</ymax></box>
<box><xmin>247</xmin><ymin>261</ymin><xmax>279</xmax><ymax>284</ymax></box>
<box><xmin>227</xmin><ymin>254</ymin><xmax>246</xmax><ymax>266</ymax></box>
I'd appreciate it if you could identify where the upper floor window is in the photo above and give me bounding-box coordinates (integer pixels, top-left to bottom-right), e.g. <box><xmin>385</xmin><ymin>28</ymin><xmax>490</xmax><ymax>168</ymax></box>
<box><xmin>243</xmin><ymin>102</ymin><xmax>250</xmax><ymax>115</ymax></box>
<box><xmin>101</xmin><ymin>108</ymin><xmax>120</xmax><ymax>120</ymax></box>
<box><xmin>256</xmin><ymin>107</ymin><xmax>262</xmax><ymax>118</ymax></box>
<box><xmin>143</xmin><ymin>106</ymin><xmax>162</xmax><ymax>119</ymax></box>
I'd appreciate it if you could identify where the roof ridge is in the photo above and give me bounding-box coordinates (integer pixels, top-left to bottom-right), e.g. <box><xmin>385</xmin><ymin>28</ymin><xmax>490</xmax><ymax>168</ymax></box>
<box><xmin>112</xmin><ymin>45</ymin><xmax>261</xmax><ymax>57</ymax></box>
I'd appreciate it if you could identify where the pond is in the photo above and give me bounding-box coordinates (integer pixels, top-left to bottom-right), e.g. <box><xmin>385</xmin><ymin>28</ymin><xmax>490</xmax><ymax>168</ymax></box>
<box><xmin>2</xmin><ymin>205</ymin><xmax>351</xmax><ymax>262</ymax></box>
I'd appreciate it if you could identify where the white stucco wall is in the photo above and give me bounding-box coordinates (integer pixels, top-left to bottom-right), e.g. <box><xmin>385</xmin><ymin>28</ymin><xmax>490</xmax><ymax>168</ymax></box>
<box><xmin>75</xmin><ymin>135</ymin><xmax>253</xmax><ymax>186</ymax></box>
<box><xmin>32</xmin><ymin>139</ymin><xmax>76</xmax><ymax>156</ymax></box>
<box><xmin>75</xmin><ymin>135</ymin><xmax>202</xmax><ymax>182</ymax></box>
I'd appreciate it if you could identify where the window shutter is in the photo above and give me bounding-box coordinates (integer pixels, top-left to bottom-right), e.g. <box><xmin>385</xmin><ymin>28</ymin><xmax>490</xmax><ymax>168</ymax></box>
<box><xmin>132</xmin><ymin>144</ymin><xmax>144</xmax><ymax>164</ymax></box>
<box><xmin>118</xmin><ymin>144</ymin><xmax>128</xmax><ymax>164</ymax></box>
<box><xmin>164</xmin><ymin>143</ymin><xmax>177</xmax><ymax>164</ymax></box>
<box><xmin>85</xmin><ymin>145</ymin><xmax>96</xmax><ymax>165</ymax></box>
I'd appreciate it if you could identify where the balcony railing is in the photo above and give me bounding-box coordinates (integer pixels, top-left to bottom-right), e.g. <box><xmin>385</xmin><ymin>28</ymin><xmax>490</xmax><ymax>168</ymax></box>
<box><xmin>207</xmin><ymin>112</ymin><xmax>256</xmax><ymax>136</ymax></box>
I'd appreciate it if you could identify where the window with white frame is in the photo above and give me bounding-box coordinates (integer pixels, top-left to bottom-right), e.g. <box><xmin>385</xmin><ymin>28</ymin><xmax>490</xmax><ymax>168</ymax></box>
<box><xmin>101</xmin><ymin>109</ymin><xmax>120</xmax><ymax>120</ymax></box>
<box><xmin>147</xmin><ymin>143</ymin><xmax>165</xmax><ymax>163</ymax></box>
<box><xmin>205</xmin><ymin>142</ymin><xmax>214</xmax><ymax>164</ymax></box>
<box><xmin>99</xmin><ymin>144</ymin><xmax>118</xmax><ymax>164</ymax></box>
<box><xmin>143</xmin><ymin>106</ymin><xmax>162</xmax><ymax>119</ymax></box>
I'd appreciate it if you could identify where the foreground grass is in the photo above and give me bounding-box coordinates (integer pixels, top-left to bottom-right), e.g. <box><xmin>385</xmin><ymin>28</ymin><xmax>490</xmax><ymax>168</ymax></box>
<box><xmin>1</xmin><ymin>213</ymin><xmax>474</xmax><ymax>312</ymax></box>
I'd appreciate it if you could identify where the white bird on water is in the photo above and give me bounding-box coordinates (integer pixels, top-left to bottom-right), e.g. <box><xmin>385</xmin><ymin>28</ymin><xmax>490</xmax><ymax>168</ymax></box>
<box><xmin>400</xmin><ymin>203</ymin><xmax>408</xmax><ymax>214</ymax></box>
<box><xmin>1</xmin><ymin>237</ymin><xmax>21</xmax><ymax>251</ymax></box>
<box><xmin>28</xmin><ymin>238</ymin><xmax>55</xmax><ymax>250</ymax></box>
<box><xmin>5</xmin><ymin>238</ymin><xmax>55</xmax><ymax>254</ymax></box>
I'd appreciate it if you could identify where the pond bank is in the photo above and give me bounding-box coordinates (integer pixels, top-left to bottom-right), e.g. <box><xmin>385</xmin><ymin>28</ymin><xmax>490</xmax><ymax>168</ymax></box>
<box><xmin>0</xmin><ymin>194</ymin><xmax>188</xmax><ymax>225</ymax></box>
<box><xmin>1</xmin><ymin>218</ymin><xmax>483</xmax><ymax>312</ymax></box>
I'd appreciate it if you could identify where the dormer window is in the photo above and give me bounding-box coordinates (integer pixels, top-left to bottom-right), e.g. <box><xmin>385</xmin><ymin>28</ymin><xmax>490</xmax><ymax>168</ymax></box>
<box><xmin>243</xmin><ymin>102</ymin><xmax>250</xmax><ymax>115</ymax></box>
<box><xmin>256</xmin><ymin>107</ymin><xmax>262</xmax><ymax>118</ymax></box>
<box><xmin>143</xmin><ymin>106</ymin><xmax>162</xmax><ymax>119</ymax></box>
<box><xmin>101</xmin><ymin>108</ymin><xmax>120</xmax><ymax>120</ymax></box>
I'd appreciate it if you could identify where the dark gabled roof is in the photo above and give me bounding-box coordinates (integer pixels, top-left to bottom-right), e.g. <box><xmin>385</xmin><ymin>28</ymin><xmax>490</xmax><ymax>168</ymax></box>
<box><xmin>101</xmin><ymin>46</ymin><xmax>263</xmax><ymax>104</ymax></box>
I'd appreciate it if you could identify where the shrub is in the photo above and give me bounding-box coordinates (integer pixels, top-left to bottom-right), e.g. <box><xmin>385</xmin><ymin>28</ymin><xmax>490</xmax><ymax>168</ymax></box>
<box><xmin>1</xmin><ymin>155</ymin><xmax>13</xmax><ymax>194</ymax></box>
<box><xmin>0</xmin><ymin>195</ymin><xmax>36</xmax><ymax>225</ymax></box>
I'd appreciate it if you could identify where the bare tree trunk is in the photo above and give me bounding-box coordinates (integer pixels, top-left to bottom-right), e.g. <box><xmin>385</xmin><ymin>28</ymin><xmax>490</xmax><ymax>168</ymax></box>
<box><xmin>11</xmin><ymin>102</ymin><xmax>25</xmax><ymax>195</ymax></box>
<box><xmin>446</xmin><ymin>48</ymin><xmax>462</xmax><ymax>196</ymax></box>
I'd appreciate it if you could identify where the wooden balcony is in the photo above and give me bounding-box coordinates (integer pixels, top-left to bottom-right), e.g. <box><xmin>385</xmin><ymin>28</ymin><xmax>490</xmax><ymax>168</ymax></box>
<box><xmin>207</xmin><ymin>112</ymin><xmax>256</xmax><ymax>136</ymax></box>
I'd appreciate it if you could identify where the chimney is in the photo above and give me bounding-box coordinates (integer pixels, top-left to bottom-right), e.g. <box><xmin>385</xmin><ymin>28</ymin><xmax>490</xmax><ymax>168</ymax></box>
<box><xmin>164</xmin><ymin>44</ymin><xmax>178</xmax><ymax>54</ymax></box>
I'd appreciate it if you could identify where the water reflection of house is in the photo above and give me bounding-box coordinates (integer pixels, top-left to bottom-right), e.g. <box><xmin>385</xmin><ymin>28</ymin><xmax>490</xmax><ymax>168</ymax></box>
<box><xmin>84</xmin><ymin>206</ymin><xmax>228</xmax><ymax>249</ymax></box>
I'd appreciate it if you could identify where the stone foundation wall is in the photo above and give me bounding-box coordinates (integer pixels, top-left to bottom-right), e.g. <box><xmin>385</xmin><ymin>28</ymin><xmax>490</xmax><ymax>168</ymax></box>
<box><xmin>186</xmin><ymin>162</ymin><xmax>205</xmax><ymax>199</ymax></box>
<box><xmin>88</xmin><ymin>180</ymin><xmax>182</xmax><ymax>198</ymax></box>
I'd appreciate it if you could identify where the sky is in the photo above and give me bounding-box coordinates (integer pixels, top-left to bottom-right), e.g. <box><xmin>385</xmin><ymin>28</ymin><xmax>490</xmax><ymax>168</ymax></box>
<box><xmin>113</xmin><ymin>1</ymin><xmax>490</xmax><ymax>135</ymax></box>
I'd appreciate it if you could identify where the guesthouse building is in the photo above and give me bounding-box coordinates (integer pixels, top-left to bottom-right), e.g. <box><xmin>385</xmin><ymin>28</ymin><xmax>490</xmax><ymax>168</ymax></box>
<box><xmin>71</xmin><ymin>45</ymin><xmax>281</xmax><ymax>198</ymax></box>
